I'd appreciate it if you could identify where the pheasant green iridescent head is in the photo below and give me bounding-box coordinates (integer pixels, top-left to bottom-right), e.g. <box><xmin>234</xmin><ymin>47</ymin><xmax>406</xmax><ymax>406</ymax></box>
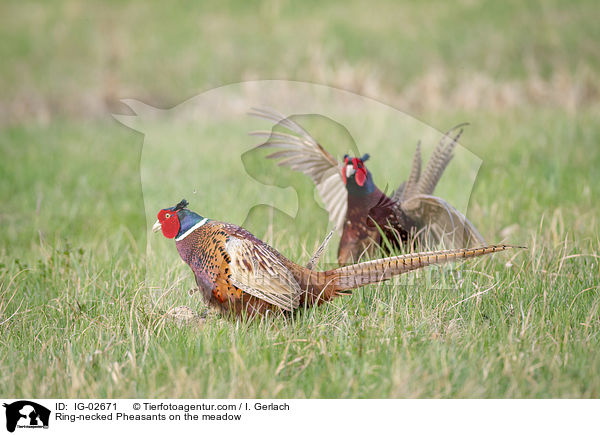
<box><xmin>153</xmin><ymin>199</ymin><xmax>207</xmax><ymax>240</ymax></box>
<box><xmin>341</xmin><ymin>154</ymin><xmax>373</xmax><ymax>192</ymax></box>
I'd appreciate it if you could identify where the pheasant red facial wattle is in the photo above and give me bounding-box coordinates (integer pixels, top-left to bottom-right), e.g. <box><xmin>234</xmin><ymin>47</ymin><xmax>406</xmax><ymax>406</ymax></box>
<box><xmin>352</xmin><ymin>158</ymin><xmax>367</xmax><ymax>187</ymax></box>
<box><xmin>157</xmin><ymin>209</ymin><xmax>180</xmax><ymax>239</ymax></box>
<box><xmin>341</xmin><ymin>156</ymin><xmax>367</xmax><ymax>186</ymax></box>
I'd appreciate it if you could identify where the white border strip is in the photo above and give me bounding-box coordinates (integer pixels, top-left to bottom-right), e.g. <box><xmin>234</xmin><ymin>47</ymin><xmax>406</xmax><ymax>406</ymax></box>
<box><xmin>1</xmin><ymin>399</ymin><xmax>596</xmax><ymax>435</ymax></box>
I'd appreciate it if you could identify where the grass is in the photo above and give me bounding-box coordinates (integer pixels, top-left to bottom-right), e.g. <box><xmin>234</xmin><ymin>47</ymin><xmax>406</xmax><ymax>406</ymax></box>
<box><xmin>1</xmin><ymin>108</ymin><xmax>599</xmax><ymax>398</ymax></box>
<box><xmin>1</xmin><ymin>0</ymin><xmax>600</xmax><ymax>122</ymax></box>
<box><xmin>1</xmin><ymin>0</ymin><xmax>599</xmax><ymax>398</ymax></box>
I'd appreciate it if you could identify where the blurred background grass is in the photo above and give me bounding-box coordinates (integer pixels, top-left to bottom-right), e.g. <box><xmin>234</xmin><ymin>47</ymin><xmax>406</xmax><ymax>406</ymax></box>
<box><xmin>2</xmin><ymin>0</ymin><xmax>598</xmax><ymax>249</ymax></box>
<box><xmin>2</xmin><ymin>0</ymin><xmax>599</xmax><ymax>122</ymax></box>
<box><xmin>1</xmin><ymin>0</ymin><xmax>599</xmax><ymax>398</ymax></box>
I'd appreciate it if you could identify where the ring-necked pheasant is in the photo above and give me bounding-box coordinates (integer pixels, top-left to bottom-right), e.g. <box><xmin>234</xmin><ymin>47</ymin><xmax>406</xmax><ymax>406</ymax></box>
<box><xmin>153</xmin><ymin>199</ymin><xmax>516</xmax><ymax>319</ymax></box>
<box><xmin>249</xmin><ymin>108</ymin><xmax>486</xmax><ymax>265</ymax></box>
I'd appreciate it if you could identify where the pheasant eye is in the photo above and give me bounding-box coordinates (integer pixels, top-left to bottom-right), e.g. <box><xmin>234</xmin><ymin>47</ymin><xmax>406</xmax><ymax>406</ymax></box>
<box><xmin>165</xmin><ymin>213</ymin><xmax>171</xmax><ymax>218</ymax></box>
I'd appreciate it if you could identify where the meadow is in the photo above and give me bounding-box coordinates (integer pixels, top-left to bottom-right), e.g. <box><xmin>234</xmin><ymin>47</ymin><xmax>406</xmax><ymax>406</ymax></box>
<box><xmin>0</xmin><ymin>0</ymin><xmax>599</xmax><ymax>398</ymax></box>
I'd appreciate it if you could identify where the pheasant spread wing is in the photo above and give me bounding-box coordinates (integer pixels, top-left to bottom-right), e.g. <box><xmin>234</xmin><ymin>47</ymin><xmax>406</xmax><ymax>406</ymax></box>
<box><xmin>392</xmin><ymin>124</ymin><xmax>467</xmax><ymax>202</ymax></box>
<box><xmin>225</xmin><ymin>236</ymin><xmax>301</xmax><ymax>311</ymax></box>
<box><xmin>392</xmin><ymin>141</ymin><xmax>421</xmax><ymax>203</ymax></box>
<box><xmin>400</xmin><ymin>194</ymin><xmax>486</xmax><ymax>248</ymax></box>
<box><xmin>249</xmin><ymin>107</ymin><xmax>347</xmax><ymax>232</ymax></box>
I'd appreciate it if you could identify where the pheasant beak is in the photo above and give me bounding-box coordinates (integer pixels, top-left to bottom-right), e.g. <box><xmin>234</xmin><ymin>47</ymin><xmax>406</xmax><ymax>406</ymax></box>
<box><xmin>345</xmin><ymin>165</ymin><xmax>355</xmax><ymax>178</ymax></box>
<box><xmin>152</xmin><ymin>220</ymin><xmax>162</xmax><ymax>233</ymax></box>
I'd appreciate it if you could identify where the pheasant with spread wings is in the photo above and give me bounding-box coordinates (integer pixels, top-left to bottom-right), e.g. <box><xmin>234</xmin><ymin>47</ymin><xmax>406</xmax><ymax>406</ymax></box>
<box><xmin>250</xmin><ymin>108</ymin><xmax>486</xmax><ymax>265</ymax></box>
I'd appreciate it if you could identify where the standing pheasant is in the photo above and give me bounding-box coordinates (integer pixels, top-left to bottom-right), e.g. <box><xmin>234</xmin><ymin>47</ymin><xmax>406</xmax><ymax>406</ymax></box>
<box><xmin>153</xmin><ymin>199</ymin><xmax>515</xmax><ymax>319</ymax></box>
<box><xmin>249</xmin><ymin>108</ymin><xmax>486</xmax><ymax>265</ymax></box>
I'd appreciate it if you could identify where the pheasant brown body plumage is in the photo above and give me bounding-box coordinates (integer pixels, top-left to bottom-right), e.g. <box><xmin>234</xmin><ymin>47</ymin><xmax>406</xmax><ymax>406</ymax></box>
<box><xmin>339</xmin><ymin>179</ymin><xmax>416</xmax><ymax>265</ymax></box>
<box><xmin>154</xmin><ymin>200</ymin><xmax>516</xmax><ymax>320</ymax></box>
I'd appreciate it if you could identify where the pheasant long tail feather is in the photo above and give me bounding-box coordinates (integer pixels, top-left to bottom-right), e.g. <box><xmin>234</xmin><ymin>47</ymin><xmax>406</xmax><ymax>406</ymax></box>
<box><xmin>328</xmin><ymin>244</ymin><xmax>516</xmax><ymax>291</ymax></box>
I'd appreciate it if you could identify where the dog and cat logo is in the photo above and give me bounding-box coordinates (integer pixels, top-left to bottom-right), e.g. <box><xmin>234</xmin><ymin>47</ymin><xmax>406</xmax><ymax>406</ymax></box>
<box><xmin>2</xmin><ymin>401</ymin><xmax>50</xmax><ymax>432</ymax></box>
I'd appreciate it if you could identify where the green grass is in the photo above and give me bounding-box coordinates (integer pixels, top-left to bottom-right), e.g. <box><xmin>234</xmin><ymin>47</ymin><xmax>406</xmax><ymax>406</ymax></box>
<box><xmin>1</xmin><ymin>0</ymin><xmax>599</xmax><ymax>398</ymax></box>
<box><xmin>1</xmin><ymin>0</ymin><xmax>600</xmax><ymax>121</ymax></box>
<box><xmin>1</xmin><ymin>108</ymin><xmax>599</xmax><ymax>398</ymax></box>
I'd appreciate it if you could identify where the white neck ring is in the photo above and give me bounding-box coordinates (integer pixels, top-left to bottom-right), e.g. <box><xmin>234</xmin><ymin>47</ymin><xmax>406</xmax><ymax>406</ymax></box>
<box><xmin>175</xmin><ymin>218</ymin><xmax>208</xmax><ymax>241</ymax></box>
